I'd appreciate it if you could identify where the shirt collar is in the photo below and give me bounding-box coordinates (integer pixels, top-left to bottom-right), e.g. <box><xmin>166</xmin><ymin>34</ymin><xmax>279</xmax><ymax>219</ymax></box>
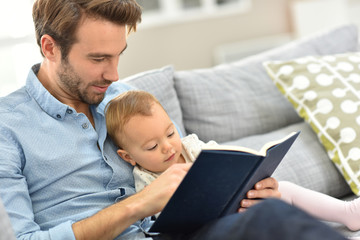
<box><xmin>26</xmin><ymin>64</ymin><xmax>71</xmax><ymax>121</ymax></box>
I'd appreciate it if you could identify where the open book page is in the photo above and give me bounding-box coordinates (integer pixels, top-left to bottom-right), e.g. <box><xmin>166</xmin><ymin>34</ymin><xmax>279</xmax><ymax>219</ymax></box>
<box><xmin>201</xmin><ymin>131</ymin><xmax>298</xmax><ymax>157</ymax></box>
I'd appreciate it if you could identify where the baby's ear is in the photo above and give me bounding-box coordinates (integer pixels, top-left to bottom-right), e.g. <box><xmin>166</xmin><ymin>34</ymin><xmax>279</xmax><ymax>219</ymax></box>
<box><xmin>117</xmin><ymin>149</ymin><xmax>136</xmax><ymax>166</ymax></box>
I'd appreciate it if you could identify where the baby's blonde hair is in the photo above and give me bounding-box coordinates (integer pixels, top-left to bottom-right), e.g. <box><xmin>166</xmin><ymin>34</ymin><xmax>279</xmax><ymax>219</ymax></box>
<box><xmin>105</xmin><ymin>90</ymin><xmax>164</xmax><ymax>149</ymax></box>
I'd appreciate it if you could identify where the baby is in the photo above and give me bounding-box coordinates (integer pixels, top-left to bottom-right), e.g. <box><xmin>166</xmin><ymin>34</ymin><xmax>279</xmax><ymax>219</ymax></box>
<box><xmin>105</xmin><ymin>90</ymin><xmax>217</xmax><ymax>192</ymax></box>
<box><xmin>106</xmin><ymin>90</ymin><xmax>360</xmax><ymax>231</ymax></box>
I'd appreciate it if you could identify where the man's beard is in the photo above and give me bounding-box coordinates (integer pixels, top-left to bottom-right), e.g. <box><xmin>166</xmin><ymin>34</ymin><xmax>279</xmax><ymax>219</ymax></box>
<box><xmin>57</xmin><ymin>60</ymin><xmax>111</xmax><ymax>105</ymax></box>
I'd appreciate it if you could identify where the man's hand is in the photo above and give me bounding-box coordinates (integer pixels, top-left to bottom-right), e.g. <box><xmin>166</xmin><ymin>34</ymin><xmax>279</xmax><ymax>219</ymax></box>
<box><xmin>238</xmin><ymin>177</ymin><xmax>281</xmax><ymax>212</ymax></box>
<box><xmin>73</xmin><ymin>163</ymin><xmax>192</xmax><ymax>240</ymax></box>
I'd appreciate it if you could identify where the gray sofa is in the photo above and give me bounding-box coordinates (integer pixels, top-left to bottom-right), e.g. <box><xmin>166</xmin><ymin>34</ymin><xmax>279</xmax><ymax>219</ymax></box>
<box><xmin>123</xmin><ymin>24</ymin><xmax>360</xmax><ymax>238</ymax></box>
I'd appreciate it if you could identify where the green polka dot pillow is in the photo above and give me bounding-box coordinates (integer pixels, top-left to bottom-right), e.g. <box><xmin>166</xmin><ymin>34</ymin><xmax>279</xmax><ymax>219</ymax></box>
<box><xmin>264</xmin><ymin>52</ymin><xmax>360</xmax><ymax>195</ymax></box>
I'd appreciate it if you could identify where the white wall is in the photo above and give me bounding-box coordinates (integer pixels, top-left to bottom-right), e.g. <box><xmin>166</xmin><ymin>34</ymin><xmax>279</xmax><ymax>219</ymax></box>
<box><xmin>118</xmin><ymin>0</ymin><xmax>292</xmax><ymax>78</ymax></box>
<box><xmin>290</xmin><ymin>0</ymin><xmax>350</xmax><ymax>38</ymax></box>
<box><xmin>1</xmin><ymin>0</ymin><xmax>360</xmax><ymax>96</ymax></box>
<box><xmin>117</xmin><ymin>0</ymin><xmax>360</xmax><ymax>79</ymax></box>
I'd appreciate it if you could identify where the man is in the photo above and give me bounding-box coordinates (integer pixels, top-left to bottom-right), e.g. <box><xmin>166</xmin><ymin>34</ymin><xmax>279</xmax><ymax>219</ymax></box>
<box><xmin>0</xmin><ymin>0</ymin><xmax>347</xmax><ymax>239</ymax></box>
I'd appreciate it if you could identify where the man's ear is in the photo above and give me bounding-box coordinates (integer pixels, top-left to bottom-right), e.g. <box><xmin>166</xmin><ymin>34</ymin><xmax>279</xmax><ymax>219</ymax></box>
<box><xmin>117</xmin><ymin>149</ymin><xmax>136</xmax><ymax>166</ymax></box>
<box><xmin>40</xmin><ymin>34</ymin><xmax>60</xmax><ymax>61</ymax></box>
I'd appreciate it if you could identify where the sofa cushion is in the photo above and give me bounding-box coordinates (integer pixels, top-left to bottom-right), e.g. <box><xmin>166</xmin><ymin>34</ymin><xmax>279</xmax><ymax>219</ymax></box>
<box><xmin>264</xmin><ymin>52</ymin><xmax>360</xmax><ymax>196</ymax></box>
<box><xmin>224</xmin><ymin>121</ymin><xmax>351</xmax><ymax>198</ymax></box>
<box><xmin>121</xmin><ymin>65</ymin><xmax>186</xmax><ymax>135</ymax></box>
<box><xmin>174</xmin><ymin>24</ymin><xmax>359</xmax><ymax>143</ymax></box>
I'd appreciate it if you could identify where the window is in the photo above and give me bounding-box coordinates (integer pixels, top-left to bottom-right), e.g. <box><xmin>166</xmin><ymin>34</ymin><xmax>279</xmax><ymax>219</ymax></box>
<box><xmin>136</xmin><ymin>0</ymin><xmax>161</xmax><ymax>11</ymax></box>
<box><xmin>0</xmin><ymin>0</ymin><xmax>42</xmax><ymax>97</ymax></box>
<box><xmin>136</xmin><ymin>0</ymin><xmax>252</xmax><ymax>27</ymax></box>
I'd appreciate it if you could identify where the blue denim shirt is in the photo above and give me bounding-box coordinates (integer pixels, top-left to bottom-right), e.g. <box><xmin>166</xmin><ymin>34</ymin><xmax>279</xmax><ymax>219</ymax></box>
<box><xmin>0</xmin><ymin>64</ymin><xmax>153</xmax><ymax>240</ymax></box>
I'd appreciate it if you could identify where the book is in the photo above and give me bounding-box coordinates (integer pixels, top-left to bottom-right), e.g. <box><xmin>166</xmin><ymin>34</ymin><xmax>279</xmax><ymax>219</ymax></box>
<box><xmin>149</xmin><ymin>131</ymin><xmax>300</xmax><ymax>234</ymax></box>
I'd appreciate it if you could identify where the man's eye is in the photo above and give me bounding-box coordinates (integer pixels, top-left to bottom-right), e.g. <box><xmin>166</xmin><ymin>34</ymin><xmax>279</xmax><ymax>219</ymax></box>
<box><xmin>93</xmin><ymin>58</ymin><xmax>105</xmax><ymax>62</ymax></box>
<box><xmin>147</xmin><ymin>144</ymin><xmax>157</xmax><ymax>151</ymax></box>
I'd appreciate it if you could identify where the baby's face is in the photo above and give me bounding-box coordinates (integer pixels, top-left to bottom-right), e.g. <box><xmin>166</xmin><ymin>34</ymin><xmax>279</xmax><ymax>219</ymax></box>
<box><xmin>122</xmin><ymin>103</ymin><xmax>184</xmax><ymax>173</ymax></box>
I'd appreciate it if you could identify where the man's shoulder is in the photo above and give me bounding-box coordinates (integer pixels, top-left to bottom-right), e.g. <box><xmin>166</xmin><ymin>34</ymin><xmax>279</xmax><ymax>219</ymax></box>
<box><xmin>0</xmin><ymin>87</ymin><xmax>31</xmax><ymax>114</ymax></box>
<box><xmin>106</xmin><ymin>81</ymin><xmax>135</xmax><ymax>99</ymax></box>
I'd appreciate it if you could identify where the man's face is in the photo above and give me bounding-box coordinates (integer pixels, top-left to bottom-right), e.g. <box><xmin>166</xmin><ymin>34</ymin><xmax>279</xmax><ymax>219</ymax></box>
<box><xmin>55</xmin><ymin>17</ymin><xmax>127</xmax><ymax>105</ymax></box>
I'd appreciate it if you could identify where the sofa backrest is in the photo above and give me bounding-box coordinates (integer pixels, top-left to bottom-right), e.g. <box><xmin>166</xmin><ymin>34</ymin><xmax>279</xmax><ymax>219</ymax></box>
<box><xmin>0</xmin><ymin>197</ymin><xmax>15</xmax><ymax>240</ymax></box>
<box><xmin>122</xmin><ymin>24</ymin><xmax>359</xmax><ymax>143</ymax></box>
<box><xmin>174</xmin><ymin>24</ymin><xmax>359</xmax><ymax>143</ymax></box>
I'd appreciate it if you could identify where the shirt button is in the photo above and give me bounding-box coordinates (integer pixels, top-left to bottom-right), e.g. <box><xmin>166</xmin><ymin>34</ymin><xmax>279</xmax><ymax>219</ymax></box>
<box><xmin>56</xmin><ymin>114</ymin><xmax>61</xmax><ymax>119</ymax></box>
<box><xmin>66</xmin><ymin>109</ymin><xmax>73</xmax><ymax>114</ymax></box>
<box><xmin>82</xmin><ymin>123</ymin><xmax>89</xmax><ymax>129</ymax></box>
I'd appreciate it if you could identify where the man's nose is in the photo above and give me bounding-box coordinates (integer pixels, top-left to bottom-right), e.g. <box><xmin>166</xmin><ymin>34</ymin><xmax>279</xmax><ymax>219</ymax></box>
<box><xmin>103</xmin><ymin>60</ymin><xmax>119</xmax><ymax>82</ymax></box>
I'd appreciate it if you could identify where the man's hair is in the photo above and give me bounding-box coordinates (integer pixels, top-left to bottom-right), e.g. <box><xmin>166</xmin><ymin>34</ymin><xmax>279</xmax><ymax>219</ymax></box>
<box><xmin>32</xmin><ymin>0</ymin><xmax>142</xmax><ymax>59</ymax></box>
<box><xmin>105</xmin><ymin>90</ymin><xmax>164</xmax><ymax>149</ymax></box>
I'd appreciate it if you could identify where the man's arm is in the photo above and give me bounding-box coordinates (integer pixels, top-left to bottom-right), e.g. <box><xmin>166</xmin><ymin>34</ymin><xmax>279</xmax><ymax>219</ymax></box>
<box><xmin>72</xmin><ymin>163</ymin><xmax>192</xmax><ymax>240</ymax></box>
<box><xmin>238</xmin><ymin>177</ymin><xmax>281</xmax><ymax>212</ymax></box>
<box><xmin>0</xmin><ymin>131</ymin><xmax>78</xmax><ymax>240</ymax></box>
<box><xmin>0</xmin><ymin>121</ymin><xmax>190</xmax><ymax>240</ymax></box>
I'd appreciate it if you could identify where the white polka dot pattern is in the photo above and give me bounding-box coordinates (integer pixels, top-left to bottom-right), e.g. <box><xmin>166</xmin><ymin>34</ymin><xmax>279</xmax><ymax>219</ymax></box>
<box><xmin>264</xmin><ymin>52</ymin><xmax>360</xmax><ymax>195</ymax></box>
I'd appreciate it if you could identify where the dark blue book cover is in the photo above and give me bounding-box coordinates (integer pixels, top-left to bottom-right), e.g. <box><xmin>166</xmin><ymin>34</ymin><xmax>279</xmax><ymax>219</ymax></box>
<box><xmin>149</xmin><ymin>131</ymin><xmax>300</xmax><ymax>234</ymax></box>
